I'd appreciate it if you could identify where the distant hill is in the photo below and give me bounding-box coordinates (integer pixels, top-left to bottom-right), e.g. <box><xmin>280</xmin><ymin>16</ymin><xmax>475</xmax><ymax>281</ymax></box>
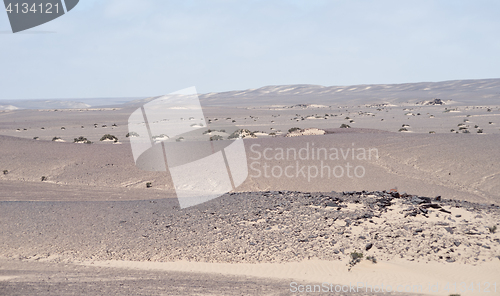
<box><xmin>0</xmin><ymin>100</ymin><xmax>90</xmax><ymax>110</ymax></box>
<box><xmin>3</xmin><ymin>78</ymin><xmax>500</xmax><ymax>109</ymax></box>
<box><xmin>199</xmin><ymin>78</ymin><xmax>500</xmax><ymax>106</ymax></box>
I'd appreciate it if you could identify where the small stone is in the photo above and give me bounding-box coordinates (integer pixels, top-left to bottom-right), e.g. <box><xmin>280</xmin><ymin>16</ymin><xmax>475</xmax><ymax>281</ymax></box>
<box><xmin>413</xmin><ymin>229</ymin><xmax>423</xmax><ymax>235</ymax></box>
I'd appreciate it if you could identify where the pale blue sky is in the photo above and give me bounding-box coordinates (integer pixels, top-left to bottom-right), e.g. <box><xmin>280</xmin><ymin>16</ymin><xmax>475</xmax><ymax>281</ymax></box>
<box><xmin>1</xmin><ymin>0</ymin><xmax>499</xmax><ymax>100</ymax></box>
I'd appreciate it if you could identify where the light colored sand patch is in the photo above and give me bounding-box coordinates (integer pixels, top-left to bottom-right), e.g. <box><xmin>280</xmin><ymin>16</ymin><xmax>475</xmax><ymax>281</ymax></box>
<box><xmin>286</xmin><ymin>128</ymin><xmax>326</xmax><ymax>137</ymax></box>
<box><xmin>82</xmin><ymin>259</ymin><xmax>500</xmax><ymax>296</ymax></box>
<box><xmin>0</xmin><ymin>276</ymin><xmax>19</xmax><ymax>281</ymax></box>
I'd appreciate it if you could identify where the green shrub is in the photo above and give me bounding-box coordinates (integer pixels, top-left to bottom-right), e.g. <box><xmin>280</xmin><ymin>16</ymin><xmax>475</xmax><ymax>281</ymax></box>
<box><xmin>366</xmin><ymin>255</ymin><xmax>377</xmax><ymax>263</ymax></box>
<box><xmin>348</xmin><ymin>251</ymin><xmax>364</xmax><ymax>271</ymax></box>
<box><xmin>351</xmin><ymin>251</ymin><xmax>363</xmax><ymax>260</ymax></box>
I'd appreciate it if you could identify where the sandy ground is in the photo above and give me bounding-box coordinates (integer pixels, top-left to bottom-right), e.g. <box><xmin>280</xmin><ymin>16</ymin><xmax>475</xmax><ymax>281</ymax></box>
<box><xmin>1</xmin><ymin>80</ymin><xmax>500</xmax><ymax>295</ymax></box>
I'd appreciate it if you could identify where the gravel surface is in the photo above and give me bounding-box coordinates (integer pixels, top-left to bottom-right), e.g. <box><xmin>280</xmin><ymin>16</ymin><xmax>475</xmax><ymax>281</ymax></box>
<box><xmin>1</xmin><ymin>190</ymin><xmax>499</xmax><ymax>265</ymax></box>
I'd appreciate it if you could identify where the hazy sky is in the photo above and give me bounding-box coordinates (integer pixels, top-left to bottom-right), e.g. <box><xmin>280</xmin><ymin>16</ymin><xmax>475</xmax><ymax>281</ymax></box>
<box><xmin>1</xmin><ymin>0</ymin><xmax>499</xmax><ymax>100</ymax></box>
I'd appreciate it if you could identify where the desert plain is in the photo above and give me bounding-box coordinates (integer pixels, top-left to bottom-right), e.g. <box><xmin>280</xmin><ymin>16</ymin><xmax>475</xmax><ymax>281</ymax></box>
<box><xmin>0</xmin><ymin>79</ymin><xmax>500</xmax><ymax>295</ymax></box>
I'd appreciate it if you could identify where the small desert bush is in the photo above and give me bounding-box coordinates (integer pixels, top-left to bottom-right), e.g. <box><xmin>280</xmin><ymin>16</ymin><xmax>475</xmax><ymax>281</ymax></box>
<box><xmin>100</xmin><ymin>134</ymin><xmax>118</xmax><ymax>142</ymax></box>
<box><xmin>210</xmin><ymin>135</ymin><xmax>223</xmax><ymax>141</ymax></box>
<box><xmin>228</xmin><ymin>129</ymin><xmax>256</xmax><ymax>139</ymax></box>
<box><xmin>429</xmin><ymin>131</ymin><xmax>436</xmax><ymax>134</ymax></box>
<box><xmin>146</xmin><ymin>182</ymin><xmax>152</xmax><ymax>188</ymax></box>
<box><xmin>348</xmin><ymin>251</ymin><xmax>364</xmax><ymax>271</ymax></box>
<box><xmin>398</xmin><ymin>128</ymin><xmax>408</xmax><ymax>132</ymax></box>
<box><xmin>488</xmin><ymin>225</ymin><xmax>497</xmax><ymax>233</ymax></box>
<box><xmin>74</xmin><ymin>136</ymin><xmax>92</xmax><ymax>144</ymax></box>
<box><xmin>126</xmin><ymin>132</ymin><xmax>139</xmax><ymax>138</ymax></box>
<box><xmin>52</xmin><ymin>137</ymin><xmax>61</xmax><ymax>141</ymax></box>
<box><xmin>288</xmin><ymin>127</ymin><xmax>302</xmax><ymax>133</ymax></box>
<box><xmin>33</xmin><ymin>136</ymin><xmax>39</xmax><ymax>140</ymax></box>
<box><xmin>474</xmin><ymin>125</ymin><xmax>479</xmax><ymax>128</ymax></box>
<box><xmin>366</xmin><ymin>255</ymin><xmax>377</xmax><ymax>263</ymax></box>
<box><xmin>462</xmin><ymin>129</ymin><xmax>470</xmax><ymax>133</ymax></box>
<box><xmin>351</xmin><ymin>251</ymin><xmax>363</xmax><ymax>260</ymax></box>
<box><xmin>340</xmin><ymin>124</ymin><xmax>350</xmax><ymax>128</ymax></box>
<box><xmin>176</xmin><ymin>137</ymin><xmax>184</xmax><ymax>142</ymax></box>
<box><xmin>3</xmin><ymin>170</ymin><xmax>8</xmax><ymax>175</ymax></box>
<box><xmin>41</xmin><ymin>176</ymin><xmax>47</xmax><ymax>181</ymax></box>
<box><xmin>477</xmin><ymin>129</ymin><xmax>483</xmax><ymax>133</ymax></box>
